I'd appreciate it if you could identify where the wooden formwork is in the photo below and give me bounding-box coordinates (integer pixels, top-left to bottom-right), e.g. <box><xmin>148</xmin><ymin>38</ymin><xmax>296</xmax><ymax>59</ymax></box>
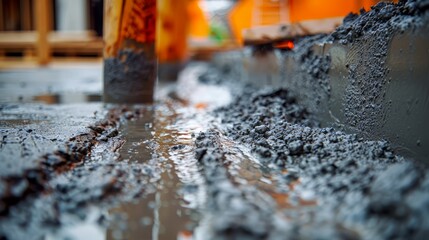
<box><xmin>0</xmin><ymin>0</ymin><xmax>103</xmax><ymax>66</ymax></box>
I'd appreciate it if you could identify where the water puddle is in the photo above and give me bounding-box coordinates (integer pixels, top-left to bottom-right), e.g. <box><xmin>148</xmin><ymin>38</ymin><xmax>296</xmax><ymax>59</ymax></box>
<box><xmin>33</xmin><ymin>93</ymin><xmax>102</xmax><ymax>104</ymax></box>
<box><xmin>41</xmin><ymin>66</ymin><xmax>317</xmax><ymax>239</ymax></box>
<box><xmin>106</xmin><ymin>100</ymin><xmax>209</xmax><ymax>240</ymax></box>
<box><xmin>103</xmin><ymin>92</ymin><xmax>317</xmax><ymax>239</ymax></box>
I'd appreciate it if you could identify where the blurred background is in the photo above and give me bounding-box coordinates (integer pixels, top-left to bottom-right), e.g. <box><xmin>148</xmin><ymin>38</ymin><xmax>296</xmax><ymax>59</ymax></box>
<box><xmin>0</xmin><ymin>0</ymin><xmax>391</xmax><ymax>69</ymax></box>
<box><xmin>0</xmin><ymin>0</ymin><xmax>103</xmax><ymax>67</ymax></box>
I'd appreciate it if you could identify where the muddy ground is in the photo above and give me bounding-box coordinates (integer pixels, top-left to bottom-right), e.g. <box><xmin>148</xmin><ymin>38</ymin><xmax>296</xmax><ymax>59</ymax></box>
<box><xmin>1</xmin><ymin>1</ymin><xmax>429</xmax><ymax>239</ymax></box>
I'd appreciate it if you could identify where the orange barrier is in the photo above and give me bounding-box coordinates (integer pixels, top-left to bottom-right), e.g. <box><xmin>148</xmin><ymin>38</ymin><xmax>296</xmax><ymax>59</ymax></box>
<box><xmin>188</xmin><ymin>0</ymin><xmax>210</xmax><ymax>38</ymax></box>
<box><xmin>156</xmin><ymin>0</ymin><xmax>210</xmax><ymax>63</ymax></box>
<box><xmin>229</xmin><ymin>0</ymin><xmax>389</xmax><ymax>45</ymax></box>
<box><xmin>156</xmin><ymin>0</ymin><xmax>189</xmax><ymax>62</ymax></box>
<box><xmin>289</xmin><ymin>0</ymin><xmax>380</xmax><ymax>22</ymax></box>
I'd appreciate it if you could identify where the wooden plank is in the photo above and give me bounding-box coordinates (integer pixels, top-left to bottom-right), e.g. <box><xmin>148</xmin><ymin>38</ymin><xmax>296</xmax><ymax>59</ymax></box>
<box><xmin>243</xmin><ymin>17</ymin><xmax>344</xmax><ymax>45</ymax></box>
<box><xmin>103</xmin><ymin>0</ymin><xmax>124</xmax><ymax>57</ymax></box>
<box><xmin>49</xmin><ymin>31</ymin><xmax>103</xmax><ymax>53</ymax></box>
<box><xmin>0</xmin><ymin>31</ymin><xmax>102</xmax><ymax>52</ymax></box>
<box><xmin>49</xmin><ymin>30</ymin><xmax>97</xmax><ymax>42</ymax></box>
<box><xmin>0</xmin><ymin>31</ymin><xmax>37</xmax><ymax>49</ymax></box>
<box><xmin>23</xmin><ymin>49</ymin><xmax>35</xmax><ymax>59</ymax></box>
<box><xmin>46</xmin><ymin>0</ymin><xmax>53</xmax><ymax>30</ymax></box>
<box><xmin>35</xmin><ymin>0</ymin><xmax>50</xmax><ymax>64</ymax></box>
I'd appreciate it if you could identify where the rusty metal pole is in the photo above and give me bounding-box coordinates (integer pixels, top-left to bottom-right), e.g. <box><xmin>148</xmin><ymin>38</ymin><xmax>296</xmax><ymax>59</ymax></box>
<box><xmin>103</xmin><ymin>0</ymin><xmax>157</xmax><ymax>104</ymax></box>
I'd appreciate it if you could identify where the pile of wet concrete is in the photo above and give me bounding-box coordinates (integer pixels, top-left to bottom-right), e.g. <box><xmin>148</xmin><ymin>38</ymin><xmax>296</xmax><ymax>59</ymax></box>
<box><xmin>194</xmin><ymin>1</ymin><xmax>429</xmax><ymax>238</ymax></box>
<box><xmin>195</xmin><ymin>83</ymin><xmax>429</xmax><ymax>239</ymax></box>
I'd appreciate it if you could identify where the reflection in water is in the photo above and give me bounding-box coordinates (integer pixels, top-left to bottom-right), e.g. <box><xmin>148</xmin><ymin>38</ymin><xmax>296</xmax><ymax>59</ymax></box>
<box><xmin>33</xmin><ymin>93</ymin><xmax>102</xmax><ymax>104</ymax></box>
<box><xmin>105</xmin><ymin>94</ymin><xmax>317</xmax><ymax>239</ymax></box>
<box><xmin>107</xmin><ymin>100</ymin><xmax>208</xmax><ymax>240</ymax></box>
<box><xmin>45</xmin><ymin>71</ymin><xmax>317</xmax><ymax>239</ymax></box>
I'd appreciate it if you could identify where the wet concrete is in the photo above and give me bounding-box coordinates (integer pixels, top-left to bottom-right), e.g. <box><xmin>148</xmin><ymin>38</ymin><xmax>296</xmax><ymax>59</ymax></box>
<box><xmin>104</xmin><ymin>49</ymin><xmax>156</xmax><ymax>103</ymax></box>
<box><xmin>196</xmin><ymin>63</ymin><xmax>429</xmax><ymax>239</ymax></box>
<box><xmin>1</xmin><ymin>60</ymin><xmax>429</xmax><ymax>239</ymax></box>
<box><xmin>0</xmin><ymin>65</ymin><xmax>102</xmax><ymax>103</ymax></box>
<box><xmin>0</xmin><ymin>67</ymin><xmax>230</xmax><ymax>239</ymax></box>
<box><xmin>0</xmin><ymin>103</ymin><xmax>107</xmax><ymax>214</ymax></box>
<box><xmin>1</xmin><ymin>1</ymin><xmax>429</xmax><ymax>239</ymax></box>
<box><xmin>212</xmin><ymin>0</ymin><xmax>429</xmax><ymax>163</ymax></box>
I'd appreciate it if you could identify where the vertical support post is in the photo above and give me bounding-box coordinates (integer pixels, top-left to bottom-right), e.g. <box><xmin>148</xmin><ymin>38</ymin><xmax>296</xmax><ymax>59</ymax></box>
<box><xmin>103</xmin><ymin>0</ymin><xmax>157</xmax><ymax>104</ymax></box>
<box><xmin>36</xmin><ymin>0</ymin><xmax>50</xmax><ymax>65</ymax></box>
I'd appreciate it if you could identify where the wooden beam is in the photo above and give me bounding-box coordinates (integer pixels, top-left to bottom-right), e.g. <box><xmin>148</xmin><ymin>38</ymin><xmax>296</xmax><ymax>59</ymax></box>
<box><xmin>0</xmin><ymin>31</ymin><xmax>102</xmax><ymax>53</ymax></box>
<box><xmin>47</xmin><ymin>0</ymin><xmax>53</xmax><ymax>30</ymax></box>
<box><xmin>35</xmin><ymin>0</ymin><xmax>50</xmax><ymax>64</ymax></box>
<box><xmin>0</xmin><ymin>31</ymin><xmax>37</xmax><ymax>49</ymax></box>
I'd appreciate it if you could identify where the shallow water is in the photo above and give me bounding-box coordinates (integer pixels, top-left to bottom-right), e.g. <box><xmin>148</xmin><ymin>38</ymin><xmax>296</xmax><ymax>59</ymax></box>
<box><xmin>106</xmin><ymin>100</ymin><xmax>207</xmax><ymax>240</ymax></box>
<box><xmin>99</xmin><ymin>91</ymin><xmax>317</xmax><ymax>240</ymax></box>
<box><xmin>0</xmin><ymin>65</ymin><xmax>321</xmax><ymax>240</ymax></box>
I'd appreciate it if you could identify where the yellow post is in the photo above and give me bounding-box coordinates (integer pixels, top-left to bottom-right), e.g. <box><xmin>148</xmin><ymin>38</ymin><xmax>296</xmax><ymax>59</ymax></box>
<box><xmin>36</xmin><ymin>0</ymin><xmax>50</xmax><ymax>65</ymax></box>
<box><xmin>156</xmin><ymin>0</ymin><xmax>189</xmax><ymax>63</ymax></box>
<box><xmin>103</xmin><ymin>0</ymin><xmax>157</xmax><ymax>103</ymax></box>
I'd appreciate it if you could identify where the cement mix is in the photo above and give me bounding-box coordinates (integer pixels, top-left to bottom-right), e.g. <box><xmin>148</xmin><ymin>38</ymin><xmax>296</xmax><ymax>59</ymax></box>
<box><xmin>104</xmin><ymin>49</ymin><xmax>156</xmax><ymax>103</ymax></box>
<box><xmin>199</xmin><ymin>81</ymin><xmax>429</xmax><ymax>239</ymax></box>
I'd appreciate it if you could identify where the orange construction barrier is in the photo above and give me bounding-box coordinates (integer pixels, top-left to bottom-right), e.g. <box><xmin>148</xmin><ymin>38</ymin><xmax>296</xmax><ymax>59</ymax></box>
<box><xmin>188</xmin><ymin>0</ymin><xmax>210</xmax><ymax>39</ymax></box>
<box><xmin>156</xmin><ymin>0</ymin><xmax>189</xmax><ymax>62</ymax></box>
<box><xmin>228</xmin><ymin>0</ymin><xmax>387</xmax><ymax>45</ymax></box>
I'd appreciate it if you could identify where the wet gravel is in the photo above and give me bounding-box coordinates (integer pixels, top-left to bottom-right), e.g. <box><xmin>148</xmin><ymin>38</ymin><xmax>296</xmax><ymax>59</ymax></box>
<box><xmin>194</xmin><ymin>2</ymin><xmax>429</xmax><ymax>235</ymax></box>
